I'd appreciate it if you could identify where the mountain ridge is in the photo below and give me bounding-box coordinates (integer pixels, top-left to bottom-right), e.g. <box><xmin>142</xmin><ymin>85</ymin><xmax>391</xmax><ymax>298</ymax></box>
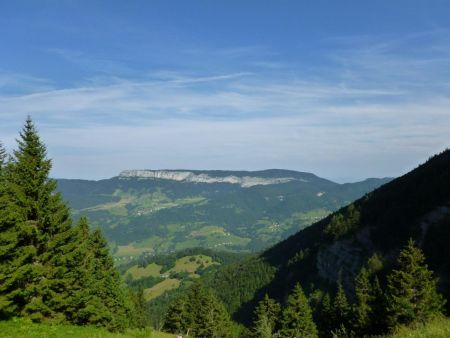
<box><xmin>56</xmin><ymin>169</ymin><xmax>391</xmax><ymax>257</ymax></box>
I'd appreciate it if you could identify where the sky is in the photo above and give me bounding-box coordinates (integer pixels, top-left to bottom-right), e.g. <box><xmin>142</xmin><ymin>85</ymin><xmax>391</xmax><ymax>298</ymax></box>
<box><xmin>0</xmin><ymin>1</ymin><xmax>449</xmax><ymax>182</ymax></box>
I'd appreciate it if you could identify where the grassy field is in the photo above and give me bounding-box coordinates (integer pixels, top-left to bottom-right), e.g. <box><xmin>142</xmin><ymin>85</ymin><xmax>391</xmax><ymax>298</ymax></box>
<box><xmin>0</xmin><ymin>319</ymin><xmax>175</xmax><ymax>338</ymax></box>
<box><xmin>386</xmin><ymin>317</ymin><xmax>450</xmax><ymax>338</ymax></box>
<box><xmin>126</xmin><ymin>263</ymin><xmax>162</xmax><ymax>279</ymax></box>
<box><xmin>168</xmin><ymin>254</ymin><xmax>217</xmax><ymax>274</ymax></box>
<box><xmin>143</xmin><ymin>278</ymin><xmax>181</xmax><ymax>300</ymax></box>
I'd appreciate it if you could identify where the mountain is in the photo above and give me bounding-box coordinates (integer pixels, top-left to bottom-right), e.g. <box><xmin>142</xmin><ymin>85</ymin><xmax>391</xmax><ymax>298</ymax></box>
<box><xmin>56</xmin><ymin>169</ymin><xmax>390</xmax><ymax>259</ymax></box>
<box><xmin>202</xmin><ymin>149</ymin><xmax>450</xmax><ymax>323</ymax></box>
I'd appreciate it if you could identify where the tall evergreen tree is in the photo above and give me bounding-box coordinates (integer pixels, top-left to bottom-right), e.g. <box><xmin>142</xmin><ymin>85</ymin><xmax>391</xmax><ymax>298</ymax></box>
<box><xmin>0</xmin><ymin>118</ymin><xmax>74</xmax><ymax>321</ymax></box>
<box><xmin>385</xmin><ymin>239</ymin><xmax>445</xmax><ymax>329</ymax></box>
<box><xmin>164</xmin><ymin>283</ymin><xmax>233</xmax><ymax>338</ymax></box>
<box><xmin>131</xmin><ymin>288</ymin><xmax>150</xmax><ymax>329</ymax></box>
<box><xmin>317</xmin><ymin>293</ymin><xmax>334</xmax><ymax>336</ymax></box>
<box><xmin>253</xmin><ymin>294</ymin><xmax>281</xmax><ymax>338</ymax></box>
<box><xmin>163</xmin><ymin>294</ymin><xmax>190</xmax><ymax>335</ymax></box>
<box><xmin>370</xmin><ymin>276</ymin><xmax>387</xmax><ymax>335</ymax></box>
<box><xmin>195</xmin><ymin>287</ymin><xmax>232</xmax><ymax>338</ymax></box>
<box><xmin>332</xmin><ymin>282</ymin><xmax>351</xmax><ymax>331</ymax></box>
<box><xmin>280</xmin><ymin>283</ymin><xmax>318</xmax><ymax>338</ymax></box>
<box><xmin>80</xmin><ymin>228</ymin><xmax>133</xmax><ymax>331</ymax></box>
<box><xmin>352</xmin><ymin>267</ymin><xmax>373</xmax><ymax>334</ymax></box>
<box><xmin>0</xmin><ymin>119</ymin><xmax>135</xmax><ymax>330</ymax></box>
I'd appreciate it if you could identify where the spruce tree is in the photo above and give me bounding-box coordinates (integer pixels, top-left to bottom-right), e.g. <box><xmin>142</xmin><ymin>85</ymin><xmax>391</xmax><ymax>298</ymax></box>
<box><xmin>352</xmin><ymin>267</ymin><xmax>373</xmax><ymax>334</ymax></box>
<box><xmin>189</xmin><ymin>284</ymin><xmax>232</xmax><ymax>338</ymax></box>
<box><xmin>59</xmin><ymin>217</ymin><xmax>92</xmax><ymax>324</ymax></box>
<box><xmin>332</xmin><ymin>282</ymin><xmax>351</xmax><ymax>331</ymax></box>
<box><xmin>132</xmin><ymin>288</ymin><xmax>150</xmax><ymax>328</ymax></box>
<box><xmin>0</xmin><ymin>118</ymin><xmax>74</xmax><ymax>321</ymax></box>
<box><xmin>80</xmin><ymin>228</ymin><xmax>132</xmax><ymax>331</ymax></box>
<box><xmin>386</xmin><ymin>239</ymin><xmax>445</xmax><ymax>329</ymax></box>
<box><xmin>280</xmin><ymin>283</ymin><xmax>318</xmax><ymax>338</ymax></box>
<box><xmin>317</xmin><ymin>293</ymin><xmax>334</xmax><ymax>335</ymax></box>
<box><xmin>0</xmin><ymin>120</ymin><xmax>136</xmax><ymax>329</ymax></box>
<box><xmin>164</xmin><ymin>284</ymin><xmax>233</xmax><ymax>338</ymax></box>
<box><xmin>163</xmin><ymin>294</ymin><xmax>190</xmax><ymax>335</ymax></box>
<box><xmin>253</xmin><ymin>294</ymin><xmax>281</xmax><ymax>338</ymax></box>
<box><xmin>370</xmin><ymin>276</ymin><xmax>387</xmax><ymax>334</ymax></box>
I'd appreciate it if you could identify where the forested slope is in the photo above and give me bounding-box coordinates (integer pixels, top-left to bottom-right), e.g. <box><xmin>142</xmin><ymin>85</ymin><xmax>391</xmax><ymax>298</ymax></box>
<box><xmin>204</xmin><ymin>149</ymin><xmax>450</xmax><ymax>323</ymax></box>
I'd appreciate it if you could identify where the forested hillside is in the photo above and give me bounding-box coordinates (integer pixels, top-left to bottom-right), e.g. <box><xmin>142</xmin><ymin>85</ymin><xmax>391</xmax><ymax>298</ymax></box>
<box><xmin>57</xmin><ymin>171</ymin><xmax>389</xmax><ymax>259</ymax></box>
<box><xmin>183</xmin><ymin>148</ymin><xmax>450</xmax><ymax>336</ymax></box>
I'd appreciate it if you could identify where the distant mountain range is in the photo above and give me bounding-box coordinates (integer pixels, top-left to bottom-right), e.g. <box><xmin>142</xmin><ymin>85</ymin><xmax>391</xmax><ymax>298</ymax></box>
<box><xmin>57</xmin><ymin>169</ymin><xmax>391</xmax><ymax>259</ymax></box>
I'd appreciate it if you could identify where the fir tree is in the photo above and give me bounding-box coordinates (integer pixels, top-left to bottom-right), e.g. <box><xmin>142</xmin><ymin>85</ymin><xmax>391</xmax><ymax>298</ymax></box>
<box><xmin>253</xmin><ymin>294</ymin><xmax>281</xmax><ymax>338</ymax></box>
<box><xmin>332</xmin><ymin>282</ymin><xmax>351</xmax><ymax>331</ymax></box>
<box><xmin>191</xmin><ymin>284</ymin><xmax>232</xmax><ymax>338</ymax></box>
<box><xmin>280</xmin><ymin>283</ymin><xmax>318</xmax><ymax>338</ymax></box>
<box><xmin>0</xmin><ymin>119</ymin><xmax>137</xmax><ymax>330</ymax></box>
<box><xmin>0</xmin><ymin>118</ymin><xmax>74</xmax><ymax>321</ymax></box>
<box><xmin>81</xmin><ymin>228</ymin><xmax>132</xmax><ymax>331</ymax></box>
<box><xmin>370</xmin><ymin>276</ymin><xmax>387</xmax><ymax>335</ymax></box>
<box><xmin>132</xmin><ymin>288</ymin><xmax>150</xmax><ymax>328</ymax></box>
<box><xmin>59</xmin><ymin>217</ymin><xmax>93</xmax><ymax>324</ymax></box>
<box><xmin>385</xmin><ymin>239</ymin><xmax>445</xmax><ymax>329</ymax></box>
<box><xmin>352</xmin><ymin>267</ymin><xmax>373</xmax><ymax>334</ymax></box>
<box><xmin>164</xmin><ymin>283</ymin><xmax>233</xmax><ymax>338</ymax></box>
<box><xmin>163</xmin><ymin>294</ymin><xmax>190</xmax><ymax>335</ymax></box>
<box><xmin>317</xmin><ymin>293</ymin><xmax>334</xmax><ymax>335</ymax></box>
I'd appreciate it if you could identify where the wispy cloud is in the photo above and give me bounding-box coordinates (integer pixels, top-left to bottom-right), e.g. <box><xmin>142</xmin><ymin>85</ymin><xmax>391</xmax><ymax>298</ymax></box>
<box><xmin>0</xmin><ymin>71</ymin><xmax>54</xmax><ymax>95</ymax></box>
<box><xmin>1</xmin><ymin>30</ymin><xmax>449</xmax><ymax>181</ymax></box>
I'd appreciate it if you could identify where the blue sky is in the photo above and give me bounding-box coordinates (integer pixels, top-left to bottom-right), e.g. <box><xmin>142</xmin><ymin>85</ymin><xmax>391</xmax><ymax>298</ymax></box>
<box><xmin>1</xmin><ymin>1</ymin><xmax>449</xmax><ymax>181</ymax></box>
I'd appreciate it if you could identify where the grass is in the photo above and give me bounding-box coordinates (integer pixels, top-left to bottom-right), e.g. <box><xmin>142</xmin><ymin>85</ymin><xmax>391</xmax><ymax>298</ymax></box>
<box><xmin>126</xmin><ymin>263</ymin><xmax>162</xmax><ymax>279</ymax></box>
<box><xmin>386</xmin><ymin>317</ymin><xmax>450</xmax><ymax>338</ymax></box>
<box><xmin>143</xmin><ymin>278</ymin><xmax>181</xmax><ymax>301</ymax></box>
<box><xmin>115</xmin><ymin>245</ymin><xmax>150</xmax><ymax>258</ymax></box>
<box><xmin>0</xmin><ymin>319</ymin><xmax>175</xmax><ymax>338</ymax></box>
<box><xmin>168</xmin><ymin>255</ymin><xmax>218</xmax><ymax>274</ymax></box>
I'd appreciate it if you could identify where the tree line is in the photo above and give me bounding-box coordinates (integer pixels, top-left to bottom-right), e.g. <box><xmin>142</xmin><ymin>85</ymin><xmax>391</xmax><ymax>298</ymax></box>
<box><xmin>250</xmin><ymin>239</ymin><xmax>445</xmax><ymax>337</ymax></box>
<box><xmin>163</xmin><ymin>240</ymin><xmax>445</xmax><ymax>337</ymax></box>
<box><xmin>0</xmin><ymin>118</ymin><xmax>145</xmax><ymax>330</ymax></box>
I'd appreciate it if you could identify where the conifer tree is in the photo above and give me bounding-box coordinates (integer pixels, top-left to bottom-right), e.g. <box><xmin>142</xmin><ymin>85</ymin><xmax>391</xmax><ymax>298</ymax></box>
<box><xmin>81</xmin><ymin>228</ymin><xmax>132</xmax><ymax>330</ymax></box>
<box><xmin>59</xmin><ymin>217</ymin><xmax>92</xmax><ymax>323</ymax></box>
<box><xmin>253</xmin><ymin>294</ymin><xmax>281</xmax><ymax>338</ymax></box>
<box><xmin>352</xmin><ymin>267</ymin><xmax>373</xmax><ymax>334</ymax></box>
<box><xmin>332</xmin><ymin>282</ymin><xmax>351</xmax><ymax>331</ymax></box>
<box><xmin>280</xmin><ymin>283</ymin><xmax>318</xmax><ymax>338</ymax></box>
<box><xmin>0</xmin><ymin>118</ymin><xmax>74</xmax><ymax>321</ymax></box>
<box><xmin>385</xmin><ymin>239</ymin><xmax>445</xmax><ymax>329</ymax></box>
<box><xmin>0</xmin><ymin>119</ymin><xmax>137</xmax><ymax>329</ymax></box>
<box><xmin>196</xmin><ymin>287</ymin><xmax>232</xmax><ymax>338</ymax></box>
<box><xmin>317</xmin><ymin>293</ymin><xmax>334</xmax><ymax>335</ymax></box>
<box><xmin>163</xmin><ymin>294</ymin><xmax>190</xmax><ymax>335</ymax></box>
<box><xmin>132</xmin><ymin>288</ymin><xmax>150</xmax><ymax>328</ymax></box>
<box><xmin>164</xmin><ymin>283</ymin><xmax>233</xmax><ymax>338</ymax></box>
<box><xmin>370</xmin><ymin>276</ymin><xmax>387</xmax><ymax>334</ymax></box>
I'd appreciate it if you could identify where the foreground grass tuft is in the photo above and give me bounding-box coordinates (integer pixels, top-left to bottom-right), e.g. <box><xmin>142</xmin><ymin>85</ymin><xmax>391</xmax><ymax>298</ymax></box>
<box><xmin>386</xmin><ymin>316</ymin><xmax>450</xmax><ymax>338</ymax></box>
<box><xmin>0</xmin><ymin>319</ymin><xmax>175</xmax><ymax>338</ymax></box>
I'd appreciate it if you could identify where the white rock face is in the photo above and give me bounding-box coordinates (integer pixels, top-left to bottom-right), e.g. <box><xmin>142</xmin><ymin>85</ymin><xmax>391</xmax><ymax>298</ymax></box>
<box><xmin>119</xmin><ymin>170</ymin><xmax>295</xmax><ymax>188</ymax></box>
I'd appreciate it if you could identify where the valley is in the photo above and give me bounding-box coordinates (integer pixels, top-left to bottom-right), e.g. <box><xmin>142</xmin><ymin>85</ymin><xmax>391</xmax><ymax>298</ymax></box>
<box><xmin>57</xmin><ymin>170</ymin><xmax>390</xmax><ymax>261</ymax></box>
